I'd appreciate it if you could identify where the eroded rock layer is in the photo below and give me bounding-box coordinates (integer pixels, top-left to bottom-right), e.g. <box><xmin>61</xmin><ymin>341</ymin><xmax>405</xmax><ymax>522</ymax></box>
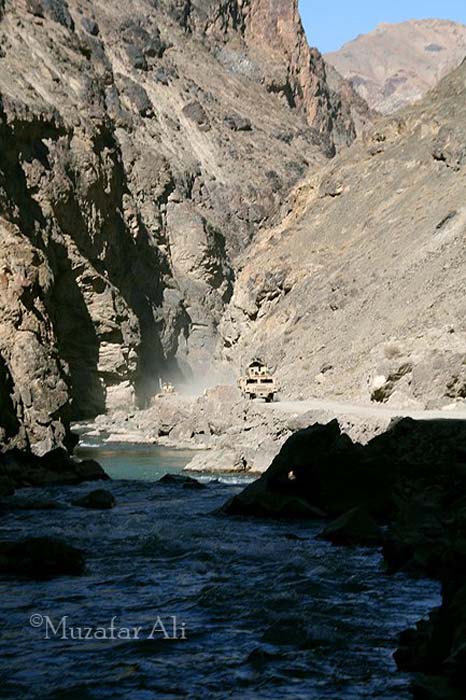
<box><xmin>223</xmin><ymin>58</ymin><xmax>466</xmax><ymax>411</ymax></box>
<box><xmin>0</xmin><ymin>0</ymin><xmax>361</xmax><ymax>452</ymax></box>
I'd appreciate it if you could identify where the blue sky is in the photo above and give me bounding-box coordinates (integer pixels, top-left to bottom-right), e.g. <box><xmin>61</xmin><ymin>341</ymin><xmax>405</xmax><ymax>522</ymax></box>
<box><xmin>299</xmin><ymin>0</ymin><xmax>466</xmax><ymax>53</ymax></box>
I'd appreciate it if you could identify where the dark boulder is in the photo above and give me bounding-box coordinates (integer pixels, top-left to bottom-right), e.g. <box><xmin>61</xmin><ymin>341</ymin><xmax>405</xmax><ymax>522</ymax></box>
<box><xmin>158</xmin><ymin>473</ymin><xmax>206</xmax><ymax>489</ymax></box>
<box><xmin>223</xmin><ymin>416</ymin><xmax>466</xmax><ymax>698</ymax></box>
<box><xmin>105</xmin><ymin>84</ymin><xmax>131</xmax><ymax>126</ymax></box>
<box><xmin>411</xmin><ymin>676</ymin><xmax>465</xmax><ymax>700</ymax></box>
<box><xmin>224</xmin><ymin>420</ymin><xmax>393</xmax><ymax>518</ymax></box>
<box><xmin>144</xmin><ymin>35</ymin><xmax>166</xmax><ymax>59</ymax></box>
<box><xmin>125</xmin><ymin>44</ymin><xmax>147</xmax><ymax>71</ymax></box>
<box><xmin>395</xmin><ymin>582</ymin><xmax>466</xmax><ymax>699</ymax></box>
<box><xmin>121</xmin><ymin>76</ymin><xmax>153</xmax><ymax>116</ymax></box>
<box><xmin>224</xmin><ymin>113</ymin><xmax>252</xmax><ymax>131</ymax></box>
<box><xmin>81</xmin><ymin>16</ymin><xmax>99</xmax><ymax>36</ymax></box>
<box><xmin>182</xmin><ymin>100</ymin><xmax>211</xmax><ymax>131</ymax></box>
<box><xmin>224</xmin><ymin>418</ymin><xmax>466</xmax><ymax>522</ymax></box>
<box><xmin>0</xmin><ymin>448</ymin><xmax>109</xmax><ymax>490</ymax></box>
<box><xmin>317</xmin><ymin>507</ymin><xmax>383</xmax><ymax>547</ymax></box>
<box><xmin>40</xmin><ymin>447</ymin><xmax>78</xmax><ymax>472</ymax></box>
<box><xmin>154</xmin><ymin>67</ymin><xmax>171</xmax><ymax>85</ymax></box>
<box><xmin>0</xmin><ymin>537</ymin><xmax>84</xmax><ymax>578</ymax></box>
<box><xmin>26</xmin><ymin>0</ymin><xmax>45</xmax><ymax>17</ymax></box>
<box><xmin>30</xmin><ymin>0</ymin><xmax>75</xmax><ymax>30</ymax></box>
<box><xmin>121</xmin><ymin>20</ymin><xmax>166</xmax><ymax>68</ymax></box>
<box><xmin>73</xmin><ymin>458</ymin><xmax>109</xmax><ymax>482</ymax></box>
<box><xmin>72</xmin><ymin>489</ymin><xmax>115</xmax><ymax>510</ymax></box>
<box><xmin>382</xmin><ymin>493</ymin><xmax>453</xmax><ymax>577</ymax></box>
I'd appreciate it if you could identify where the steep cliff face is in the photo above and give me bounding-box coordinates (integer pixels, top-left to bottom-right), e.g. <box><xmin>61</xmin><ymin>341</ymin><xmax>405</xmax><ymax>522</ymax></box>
<box><xmin>0</xmin><ymin>0</ymin><xmax>362</xmax><ymax>453</ymax></box>
<box><xmin>0</xmin><ymin>218</ymin><xmax>70</xmax><ymax>454</ymax></box>
<box><xmin>187</xmin><ymin>0</ymin><xmax>372</xmax><ymax>153</ymax></box>
<box><xmin>238</xmin><ymin>0</ymin><xmax>371</xmax><ymax>149</ymax></box>
<box><xmin>222</xmin><ymin>58</ymin><xmax>466</xmax><ymax>409</ymax></box>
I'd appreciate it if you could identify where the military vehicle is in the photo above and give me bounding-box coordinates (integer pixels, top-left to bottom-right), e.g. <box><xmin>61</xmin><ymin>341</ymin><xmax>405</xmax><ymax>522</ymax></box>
<box><xmin>159</xmin><ymin>379</ymin><xmax>175</xmax><ymax>395</ymax></box>
<box><xmin>238</xmin><ymin>359</ymin><xmax>277</xmax><ymax>402</ymax></box>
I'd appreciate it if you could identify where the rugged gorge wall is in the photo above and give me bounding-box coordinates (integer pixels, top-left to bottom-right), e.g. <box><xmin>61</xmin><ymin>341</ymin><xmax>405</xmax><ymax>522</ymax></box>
<box><xmin>189</xmin><ymin>0</ymin><xmax>372</xmax><ymax>152</ymax></box>
<box><xmin>222</xmin><ymin>58</ymin><xmax>466</xmax><ymax>410</ymax></box>
<box><xmin>0</xmin><ymin>0</ymin><xmax>363</xmax><ymax>453</ymax></box>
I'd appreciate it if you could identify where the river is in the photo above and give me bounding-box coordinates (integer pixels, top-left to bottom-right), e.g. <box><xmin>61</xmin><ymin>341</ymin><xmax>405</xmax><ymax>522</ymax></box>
<box><xmin>0</xmin><ymin>443</ymin><xmax>440</xmax><ymax>699</ymax></box>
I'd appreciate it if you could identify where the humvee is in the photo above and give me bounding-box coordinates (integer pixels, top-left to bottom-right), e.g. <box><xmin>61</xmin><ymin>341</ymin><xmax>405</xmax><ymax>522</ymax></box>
<box><xmin>159</xmin><ymin>380</ymin><xmax>175</xmax><ymax>395</ymax></box>
<box><xmin>238</xmin><ymin>359</ymin><xmax>277</xmax><ymax>402</ymax></box>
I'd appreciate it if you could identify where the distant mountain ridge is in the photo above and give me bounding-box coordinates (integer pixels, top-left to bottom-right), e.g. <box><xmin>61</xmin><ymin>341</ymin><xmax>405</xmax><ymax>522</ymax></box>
<box><xmin>325</xmin><ymin>18</ymin><xmax>466</xmax><ymax>113</ymax></box>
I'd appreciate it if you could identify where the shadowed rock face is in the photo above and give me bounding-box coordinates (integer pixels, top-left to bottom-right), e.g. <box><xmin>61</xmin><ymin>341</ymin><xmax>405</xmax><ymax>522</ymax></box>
<box><xmin>0</xmin><ymin>216</ymin><xmax>70</xmax><ymax>454</ymax></box>
<box><xmin>224</xmin><ymin>417</ymin><xmax>466</xmax><ymax>521</ymax></box>
<box><xmin>0</xmin><ymin>0</ymin><xmax>367</xmax><ymax>453</ymax></box>
<box><xmin>224</xmin><ymin>417</ymin><xmax>466</xmax><ymax>697</ymax></box>
<box><xmin>238</xmin><ymin>0</ymin><xmax>372</xmax><ymax>150</ymax></box>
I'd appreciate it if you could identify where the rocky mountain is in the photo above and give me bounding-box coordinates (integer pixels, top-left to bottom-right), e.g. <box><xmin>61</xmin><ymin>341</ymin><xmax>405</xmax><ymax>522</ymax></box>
<box><xmin>326</xmin><ymin>19</ymin><xmax>466</xmax><ymax>113</ymax></box>
<box><xmin>0</xmin><ymin>0</ymin><xmax>368</xmax><ymax>454</ymax></box>
<box><xmin>222</xmin><ymin>57</ymin><xmax>466</xmax><ymax>410</ymax></box>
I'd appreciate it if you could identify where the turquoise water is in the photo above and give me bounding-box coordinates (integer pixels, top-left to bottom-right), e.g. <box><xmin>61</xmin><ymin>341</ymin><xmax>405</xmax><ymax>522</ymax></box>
<box><xmin>75</xmin><ymin>442</ymin><xmax>198</xmax><ymax>481</ymax></box>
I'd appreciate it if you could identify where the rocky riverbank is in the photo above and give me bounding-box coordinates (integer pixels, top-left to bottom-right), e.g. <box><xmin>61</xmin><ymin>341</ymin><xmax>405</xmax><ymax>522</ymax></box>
<box><xmin>223</xmin><ymin>417</ymin><xmax>466</xmax><ymax>699</ymax></box>
<box><xmin>75</xmin><ymin>385</ymin><xmax>393</xmax><ymax>474</ymax></box>
<box><xmin>0</xmin><ymin>446</ymin><xmax>108</xmax><ymax>497</ymax></box>
<box><xmin>0</xmin><ymin>0</ymin><xmax>370</xmax><ymax>456</ymax></box>
<box><xmin>3</xmin><ymin>407</ymin><xmax>463</xmax><ymax>697</ymax></box>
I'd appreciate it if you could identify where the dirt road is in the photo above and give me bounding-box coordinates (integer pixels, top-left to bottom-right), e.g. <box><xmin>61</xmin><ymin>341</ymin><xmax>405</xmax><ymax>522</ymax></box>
<box><xmin>268</xmin><ymin>398</ymin><xmax>466</xmax><ymax>421</ymax></box>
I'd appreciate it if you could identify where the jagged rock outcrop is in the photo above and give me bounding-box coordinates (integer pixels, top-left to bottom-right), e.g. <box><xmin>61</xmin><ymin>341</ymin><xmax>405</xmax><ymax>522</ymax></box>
<box><xmin>221</xmin><ymin>57</ymin><xmax>466</xmax><ymax>410</ymax></box>
<box><xmin>187</xmin><ymin>0</ymin><xmax>372</xmax><ymax>152</ymax></box>
<box><xmin>0</xmin><ymin>218</ymin><xmax>70</xmax><ymax>454</ymax></box>
<box><xmin>0</xmin><ymin>0</ymin><xmax>363</xmax><ymax>453</ymax></box>
<box><xmin>0</xmin><ymin>446</ymin><xmax>108</xmax><ymax>495</ymax></box>
<box><xmin>223</xmin><ymin>417</ymin><xmax>466</xmax><ymax>697</ymax></box>
<box><xmin>326</xmin><ymin>19</ymin><xmax>466</xmax><ymax>114</ymax></box>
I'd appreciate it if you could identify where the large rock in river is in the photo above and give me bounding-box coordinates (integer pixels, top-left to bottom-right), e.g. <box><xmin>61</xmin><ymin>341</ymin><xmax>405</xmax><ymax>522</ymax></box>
<box><xmin>223</xmin><ymin>416</ymin><xmax>466</xmax><ymax>698</ymax></box>
<box><xmin>0</xmin><ymin>537</ymin><xmax>85</xmax><ymax>578</ymax></box>
<box><xmin>0</xmin><ymin>448</ymin><xmax>109</xmax><ymax>493</ymax></box>
<box><xmin>223</xmin><ymin>420</ymin><xmax>393</xmax><ymax>518</ymax></box>
<box><xmin>317</xmin><ymin>507</ymin><xmax>383</xmax><ymax>547</ymax></box>
<box><xmin>72</xmin><ymin>489</ymin><xmax>116</xmax><ymax>510</ymax></box>
<box><xmin>223</xmin><ymin>418</ymin><xmax>466</xmax><ymax>520</ymax></box>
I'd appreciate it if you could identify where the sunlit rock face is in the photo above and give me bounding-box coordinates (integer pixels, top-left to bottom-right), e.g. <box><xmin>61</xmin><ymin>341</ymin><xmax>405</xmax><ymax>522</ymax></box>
<box><xmin>326</xmin><ymin>19</ymin><xmax>466</xmax><ymax>114</ymax></box>
<box><xmin>0</xmin><ymin>0</ymin><xmax>365</xmax><ymax>451</ymax></box>
<box><xmin>220</xmin><ymin>56</ymin><xmax>466</xmax><ymax>409</ymax></box>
